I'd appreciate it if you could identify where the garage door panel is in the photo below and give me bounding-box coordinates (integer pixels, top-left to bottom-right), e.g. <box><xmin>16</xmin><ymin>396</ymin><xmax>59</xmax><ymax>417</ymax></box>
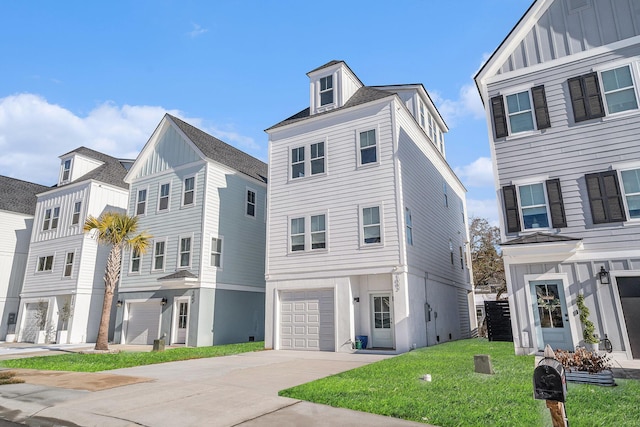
<box><xmin>280</xmin><ymin>289</ymin><xmax>334</xmax><ymax>351</ymax></box>
<box><xmin>125</xmin><ymin>301</ymin><xmax>161</xmax><ymax>345</ymax></box>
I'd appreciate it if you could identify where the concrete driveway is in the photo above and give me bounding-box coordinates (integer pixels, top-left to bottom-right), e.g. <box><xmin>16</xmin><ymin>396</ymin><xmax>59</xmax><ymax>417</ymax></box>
<box><xmin>0</xmin><ymin>349</ymin><xmax>428</xmax><ymax>426</ymax></box>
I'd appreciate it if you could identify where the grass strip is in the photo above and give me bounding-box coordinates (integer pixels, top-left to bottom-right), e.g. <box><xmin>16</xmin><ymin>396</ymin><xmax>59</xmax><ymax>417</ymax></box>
<box><xmin>0</xmin><ymin>341</ymin><xmax>264</xmax><ymax>372</ymax></box>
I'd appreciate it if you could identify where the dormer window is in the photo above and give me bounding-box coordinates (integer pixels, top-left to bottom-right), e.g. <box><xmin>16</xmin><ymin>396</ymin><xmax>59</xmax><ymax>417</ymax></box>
<box><xmin>320</xmin><ymin>76</ymin><xmax>334</xmax><ymax>106</ymax></box>
<box><xmin>62</xmin><ymin>159</ymin><xmax>72</xmax><ymax>181</ymax></box>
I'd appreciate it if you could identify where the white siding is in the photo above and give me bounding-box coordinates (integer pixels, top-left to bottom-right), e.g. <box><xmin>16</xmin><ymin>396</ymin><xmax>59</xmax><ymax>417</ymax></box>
<box><xmin>133</xmin><ymin>124</ymin><xmax>201</xmax><ymax>179</ymax></box>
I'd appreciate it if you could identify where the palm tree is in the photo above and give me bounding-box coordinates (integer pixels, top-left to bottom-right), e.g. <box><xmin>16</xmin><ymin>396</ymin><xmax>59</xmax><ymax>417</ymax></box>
<box><xmin>84</xmin><ymin>212</ymin><xmax>151</xmax><ymax>350</ymax></box>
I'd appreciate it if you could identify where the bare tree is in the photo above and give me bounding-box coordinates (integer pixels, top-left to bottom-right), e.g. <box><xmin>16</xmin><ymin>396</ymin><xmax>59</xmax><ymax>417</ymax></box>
<box><xmin>469</xmin><ymin>217</ymin><xmax>506</xmax><ymax>297</ymax></box>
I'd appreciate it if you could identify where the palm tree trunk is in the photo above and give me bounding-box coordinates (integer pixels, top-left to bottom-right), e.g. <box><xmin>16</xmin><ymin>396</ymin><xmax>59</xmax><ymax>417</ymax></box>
<box><xmin>94</xmin><ymin>245</ymin><xmax>122</xmax><ymax>351</ymax></box>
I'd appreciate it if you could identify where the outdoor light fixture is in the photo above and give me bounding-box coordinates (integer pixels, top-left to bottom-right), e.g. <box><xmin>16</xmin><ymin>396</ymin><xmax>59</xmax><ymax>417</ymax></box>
<box><xmin>161</xmin><ymin>297</ymin><xmax>168</xmax><ymax>306</ymax></box>
<box><xmin>116</xmin><ymin>300</ymin><xmax>123</xmax><ymax>307</ymax></box>
<box><xmin>598</xmin><ymin>266</ymin><xmax>610</xmax><ymax>285</ymax></box>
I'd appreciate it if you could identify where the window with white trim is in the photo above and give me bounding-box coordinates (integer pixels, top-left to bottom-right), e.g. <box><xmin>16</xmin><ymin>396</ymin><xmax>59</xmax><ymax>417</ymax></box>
<box><xmin>71</xmin><ymin>201</ymin><xmax>82</xmax><ymax>225</ymax></box>
<box><xmin>179</xmin><ymin>237</ymin><xmax>191</xmax><ymax>268</ymax></box>
<box><xmin>459</xmin><ymin>246</ymin><xmax>464</xmax><ymax>269</ymax></box>
<box><xmin>428</xmin><ymin>114</ymin><xmax>435</xmax><ymax>140</ymax></box>
<box><xmin>290</xmin><ymin>217</ymin><xmax>305</xmax><ymax>252</ymax></box>
<box><xmin>136</xmin><ymin>189</ymin><xmax>147</xmax><ymax>215</ymax></box>
<box><xmin>362</xmin><ymin>206</ymin><xmax>381</xmax><ymax>245</ymax></box>
<box><xmin>183</xmin><ymin>177</ymin><xmax>195</xmax><ymax>206</ymax></box>
<box><xmin>37</xmin><ymin>255</ymin><xmax>54</xmax><ymax>272</ymax></box>
<box><xmin>310</xmin><ymin>142</ymin><xmax>325</xmax><ymax>175</ymax></box>
<box><xmin>518</xmin><ymin>183</ymin><xmax>550</xmax><ymax>229</ymax></box>
<box><xmin>419</xmin><ymin>102</ymin><xmax>426</xmax><ymax>128</ymax></box>
<box><xmin>503</xmin><ymin>179</ymin><xmax>567</xmax><ymax>233</ymax></box>
<box><xmin>289</xmin><ymin>214</ymin><xmax>326</xmax><ymax>252</ymax></box>
<box><xmin>443</xmin><ymin>182</ymin><xmax>448</xmax><ymax>207</ymax></box>
<box><xmin>130</xmin><ymin>249</ymin><xmax>141</xmax><ymax>273</ymax></box>
<box><xmin>291</xmin><ymin>147</ymin><xmax>305</xmax><ymax>179</ymax></box>
<box><xmin>62</xmin><ymin>159</ymin><xmax>72</xmax><ymax>181</ymax></box>
<box><xmin>506</xmin><ymin>91</ymin><xmax>535</xmax><ymax>133</ymax></box>
<box><xmin>449</xmin><ymin>239</ymin><xmax>454</xmax><ymax>265</ymax></box>
<box><xmin>158</xmin><ymin>183</ymin><xmax>170</xmax><ymax>211</ymax></box>
<box><xmin>310</xmin><ymin>214</ymin><xmax>326</xmax><ymax>249</ymax></box>
<box><xmin>405</xmin><ymin>207</ymin><xmax>413</xmax><ymax>245</ymax></box>
<box><xmin>211</xmin><ymin>237</ymin><xmax>222</xmax><ymax>267</ymax></box>
<box><xmin>51</xmin><ymin>207</ymin><xmax>60</xmax><ymax>229</ymax></box>
<box><xmin>320</xmin><ymin>75</ymin><xmax>333</xmax><ymax>106</ymax></box>
<box><xmin>63</xmin><ymin>252</ymin><xmax>74</xmax><ymax>277</ymax></box>
<box><xmin>42</xmin><ymin>208</ymin><xmax>52</xmax><ymax>231</ymax></box>
<box><xmin>153</xmin><ymin>240</ymin><xmax>165</xmax><ymax>271</ymax></box>
<box><xmin>621</xmin><ymin>168</ymin><xmax>640</xmax><ymax>219</ymax></box>
<box><xmin>358</xmin><ymin>129</ymin><xmax>377</xmax><ymax>166</ymax></box>
<box><xmin>491</xmin><ymin>86</ymin><xmax>550</xmax><ymax>137</ymax></box>
<box><xmin>291</xmin><ymin>142</ymin><xmax>325</xmax><ymax>180</ymax></box>
<box><xmin>601</xmin><ymin>65</ymin><xmax>638</xmax><ymax>114</ymax></box>
<box><xmin>246</xmin><ymin>189</ymin><xmax>256</xmax><ymax>217</ymax></box>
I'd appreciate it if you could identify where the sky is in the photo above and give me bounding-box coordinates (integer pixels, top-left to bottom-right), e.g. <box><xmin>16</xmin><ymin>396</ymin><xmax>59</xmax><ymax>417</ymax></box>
<box><xmin>0</xmin><ymin>1</ymin><xmax>534</xmax><ymax>225</ymax></box>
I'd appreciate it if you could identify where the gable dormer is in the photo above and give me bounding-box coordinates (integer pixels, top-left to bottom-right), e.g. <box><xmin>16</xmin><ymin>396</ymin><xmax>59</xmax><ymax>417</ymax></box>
<box><xmin>307</xmin><ymin>60</ymin><xmax>364</xmax><ymax>115</ymax></box>
<box><xmin>58</xmin><ymin>151</ymin><xmax>104</xmax><ymax>186</ymax></box>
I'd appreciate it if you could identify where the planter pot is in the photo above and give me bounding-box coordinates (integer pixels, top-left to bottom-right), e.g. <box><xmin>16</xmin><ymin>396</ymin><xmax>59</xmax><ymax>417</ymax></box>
<box><xmin>4</xmin><ymin>333</ymin><xmax>16</xmax><ymax>343</ymax></box>
<box><xmin>583</xmin><ymin>342</ymin><xmax>599</xmax><ymax>352</ymax></box>
<box><xmin>565</xmin><ymin>369</ymin><xmax>616</xmax><ymax>386</ymax></box>
<box><xmin>56</xmin><ymin>330</ymin><xmax>68</xmax><ymax>345</ymax></box>
<box><xmin>36</xmin><ymin>330</ymin><xmax>47</xmax><ymax>344</ymax></box>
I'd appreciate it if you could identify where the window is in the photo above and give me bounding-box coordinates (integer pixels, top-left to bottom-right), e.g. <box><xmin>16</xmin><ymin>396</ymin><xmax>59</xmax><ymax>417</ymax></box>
<box><xmin>159</xmin><ymin>183</ymin><xmax>170</xmax><ymax>211</ymax></box>
<box><xmin>438</xmin><ymin>129</ymin><xmax>444</xmax><ymax>153</ymax></box>
<box><xmin>37</xmin><ymin>255</ymin><xmax>54</xmax><ymax>272</ymax></box>
<box><xmin>183</xmin><ymin>177</ymin><xmax>195</xmax><ymax>206</ymax></box>
<box><xmin>71</xmin><ymin>201</ymin><xmax>82</xmax><ymax>225</ymax></box>
<box><xmin>153</xmin><ymin>241</ymin><xmax>165</xmax><ymax>271</ymax></box>
<box><xmin>428</xmin><ymin>114</ymin><xmax>435</xmax><ymax>140</ymax></box>
<box><xmin>130</xmin><ymin>249</ymin><xmax>141</xmax><ymax>273</ymax></box>
<box><xmin>179</xmin><ymin>237</ymin><xmax>191</xmax><ymax>267</ymax></box>
<box><xmin>502</xmin><ymin>179</ymin><xmax>567</xmax><ymax>233</ymax></box>
<box><xmin>211</xmin><ymin>237</ymin><xmax>222</xmax><ymax>267</ymax></box>
<box><xmin>568</xmin><ymin>72</ymin><xmax>605</xmax><ymax>122</ymax></box>
<box><xmin>449</xmin><ymin>239</ymin><xmax>454</xmax><ymax>264</ymax></box>
<box><xmin>51</xmin><ymin>207</ymin><xmax>60</xmax><ymax>229</ymax></box>
<box><xmin>459</xmin><ymin>246</ymin><xmax>464</xmax><ymax>269</ymax></box>
<box><xmin>62</xmin><ymin>159</ymin><xmax>71</xmax><ymax>181</ymax></box>
<box><xmin>585</xmin><ymin>170</ymin><xmax>626</xmax><ymax>224</ymax></box>
<box><xmin>290</xmin><ymin>217</ymin><xmax>305</xmax><ymax>252</ymax></box>
<box><xmin>320</xmin><ymin>75</ymin><xmax>333</xmax><ymax>106</ymax></box>
<box><xmin>291</xmin><ymin>147</ymin><xmax>305</xmax><ymax>178</ymax></box>
<box><xmin>359</xmin><ymin>129</ymin><xmax>377</xmax><ymax>165</ymax></box>
<box><xmin>419</xmin><ymin>102</ymin><xmax>426</xmax><ymax>128</ymax></box>
<box><xmin>310</xmin><ymin>142</ymin><xmax>325</xmax><ymax>175</ymax></box>
<box><xmin>246</xmin><ymin>189</ymin><xmax>256</xmax><ymax>217</ymax></box>
<box><xmin>136</xmin><ymin>189</ymin><xmax>147</xmax><ymax>215</ymax></box>
<box><xmin>178</xmin><ymin>302</ymin><xmax>188</xmax><ymax>329</ymax></box>
<box><xmin>491</xmin><ymin>85</ymin><xmax>550</xmax><ymax>138</ymax></box>
<box><xmin>601</xmin><ymin>65</ymin><xmax>638</xmax><ymax>114</ymax></box>
<box><xmin>42</xmin><ymin>208</ymin><xmax>52</xmax><ymax>231</ymax></box>
<box><xmin>405</xmin><ymin>208</ymin><xmax>413</xmax><ymax>246</ymax></box>
<box><xmin>621</xmin><ymin>168</ymin><xmax>640</xmax><ymax>219</ymax></box>
<box><xmin>63</xmin><ymin>252</ymin><xmax>74</xmax><ymax>277</ymax></box>
<box><xmin>310</xmin><ymin>214</ymin><xmax>326</xmax><ymax>249</ymax></box>
<box><xmin>443</xmin><ymin>182</ymin><xmax>448</xmax><ymax>207</ymax></box>
<box><xmin>362</xmin><ymin>206</ymin><xmax>381</xmax><ymax>244</ymax></box>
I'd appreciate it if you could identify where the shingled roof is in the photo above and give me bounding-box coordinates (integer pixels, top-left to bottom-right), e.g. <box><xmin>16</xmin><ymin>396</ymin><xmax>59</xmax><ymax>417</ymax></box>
<box><xmin>501</xmin><ymin>232</ymin><xmax>582</xmax><ymax>246</ymax></box>
<box><xmin>266</xmin><ymin>86</ymin><xmax>394</xmax><ymax>131</ymax></box>
<box><xmin>60</xmin><ymin>146</ymin><xmax>130</xmax><ymax>190</ymax></box>
<box><xmin>168</xmin><ymin>115</ymin><xmax>268</xmax><ymax>183</ymax></box>
<box><xmin>0</xmin><ymin>175</ymin><xmax>50</xmax><ymax>215</ymax></box>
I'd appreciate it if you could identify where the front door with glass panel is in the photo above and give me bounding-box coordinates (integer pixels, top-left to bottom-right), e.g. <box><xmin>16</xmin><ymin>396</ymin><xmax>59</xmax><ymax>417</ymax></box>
<box><xmin>530</xmin><ymin>281</ymin><xmax>572</xmax><ymax>351</ymax></box>
<box><xmin>370</xmin><ymin>294</ymin><xmax>394</xmax><ymax>348</ymax></box>
<box><xmin>175</xmin><ymin>301</ymin><xmax>189</xmax><ymax>344</ymax></box>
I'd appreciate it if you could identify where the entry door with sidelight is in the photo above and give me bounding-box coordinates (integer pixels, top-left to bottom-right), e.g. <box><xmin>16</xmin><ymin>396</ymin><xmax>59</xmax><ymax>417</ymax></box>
<box><xmin>530</xmin><ymin>281</ymin><xmax>572</xmax><ymax>351</ymax></box>
<box><xmin>370</xmin><ymin>294</ymin><xmax>394</xmax><ymax>349</ymax></box>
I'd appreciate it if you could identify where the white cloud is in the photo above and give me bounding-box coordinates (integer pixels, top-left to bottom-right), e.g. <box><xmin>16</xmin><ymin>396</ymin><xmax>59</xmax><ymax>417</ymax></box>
<box><xmin>431</xmin><ymin>84</ymin><xmax>485</xmax><ymax>126</ymax></box>
<box><xmin>188</xmin><ymin>23</ymin><xmax>209</xmax><ymax>38</ymax></box>
<box><xmin>466</xmin><ymin>198</ymin><xmax>500</xmax><ymax>227</ymax></box>
<box><xmin>455</xmin><ymin>157</ymin><xmax>495</xmax><ymax>188</ymax></box>
<box><xmin>0</xmin><ymin>93</ymin><xmax>261</xmax><ymax>186</ymax></box>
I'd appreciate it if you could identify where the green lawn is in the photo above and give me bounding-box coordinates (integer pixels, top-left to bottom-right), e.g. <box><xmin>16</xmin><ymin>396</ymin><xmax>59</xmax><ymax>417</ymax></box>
<box><xmin>280</xmin><ymin>339</ymin><xmax>640</xmax><ymax>427</ymax></box>
<box><xmin>0</xmin><ymin>341</ymin><xmax>264</xmax><ymax>372</ymax></box>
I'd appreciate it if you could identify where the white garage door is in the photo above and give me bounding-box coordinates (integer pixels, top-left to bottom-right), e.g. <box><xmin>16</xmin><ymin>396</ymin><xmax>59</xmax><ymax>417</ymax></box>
<box><xmin>280</xmin><ymin>289</ymin><xmax>334</xmax><ymax>351</ymax></box>
<box><xmin>21</xmin><ymin>303</ymin><xmax>41</xmax><ymax>343</ymax></box>
<box><xmin>125</xmin><ymin>301</ymin><xmax>161</xmax><ymax>345</ymax></box>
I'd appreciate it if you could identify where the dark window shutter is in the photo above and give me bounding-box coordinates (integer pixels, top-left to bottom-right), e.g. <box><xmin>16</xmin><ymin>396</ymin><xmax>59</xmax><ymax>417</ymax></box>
<box><xmin>568</xmin><ymin>76</ymin><xmax>588</xmax><ymax>122</ymax></box>
<box><xmin>569</xmin><ymin>73</ymin><xmax>605</xmax><ymax>122</ymax></box>
<box><xmin>531</xmin><ymin>85</ymin><xmax>551</xmax><ymax>129</ymax></box>
<box><xmin>502</xmin><ymin>185</ymin><xmax>521</xmax><ymax>233</ymax></box>
<box><xmin>491</xmin><ymin>96</ymin><xmax>508</xmax><ymax>139</ymax></box>
<box><xmin>583</xmin><ymin>72</ymin><xmax>605</xmax><ymax>119</ymax></box>
<box><xmin>545</xmin><ymin>179</ymin><xmax>567</xmax><ymax>228</ymax></box>
<box><xmin>585</xmin><ymin>171</ymin><xmax>626</xmax><ymax>224</ymax></box>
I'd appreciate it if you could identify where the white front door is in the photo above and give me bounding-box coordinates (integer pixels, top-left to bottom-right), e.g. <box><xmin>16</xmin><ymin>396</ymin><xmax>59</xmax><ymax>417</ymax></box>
<box><xmin>370</xmin><ymin>294</ymin><xmax>394</xmax><ymax>349</ymax></box>
<box><xmin>175</xmin><ymin>301</ymin><xmax>189</xmax><ymax>344</ymax></box>
<box><xmin>530</xmin><ymin>281</ymin><xmax>572</xmax><ymax>351</ymax></box>
<box><xmin>21</xmin><ymin>303</ymin><xmax>40</xmax><ymax>343</ymax></box>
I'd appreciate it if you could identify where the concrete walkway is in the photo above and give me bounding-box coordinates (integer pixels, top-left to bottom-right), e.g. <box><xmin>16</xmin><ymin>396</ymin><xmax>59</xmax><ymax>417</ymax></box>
<box><xmin>0</xmin><ymin>348</ymin><xmax>427</xmax><ymax>427</ymax></box>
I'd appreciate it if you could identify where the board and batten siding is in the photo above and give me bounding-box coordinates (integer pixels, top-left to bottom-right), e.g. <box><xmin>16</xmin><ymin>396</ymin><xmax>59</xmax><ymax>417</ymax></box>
<box><xmin>32</xmin><ymin>184</ymin><xmax>90</xmax><ymax>244</ymax></box>
<box><xmin>395</xmin><ymin>109</ymin><xmax>469</xmax><ymax>288</ymax></box>
<box><xmin>498</xmin><ymin>0</ymin><xmax>640</xmax><ymax>75</ymax></box>
<box><xmin>267</xmin><ymin>101</ymin><xmax>401</xmax><ymax>277</ymax></box>
<box><xmin>121</xmin><ymin>163</ymin><xmax>206</xmax><ymax>290</ymax></box>
<box><xmin>489</xmin><ymin>42</ymin><xmax>640</xmax><ymax>249</ymax></box>
<box><xmin>200</xmin><ymin>164</ymin><xmax>266</xmax><ymax>289</ymax></box>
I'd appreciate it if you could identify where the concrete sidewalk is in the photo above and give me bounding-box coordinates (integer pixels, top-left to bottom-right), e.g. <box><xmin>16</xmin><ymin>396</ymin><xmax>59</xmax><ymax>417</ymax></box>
<box><xmin>0</xmin><ymin>349</ymin><xmax>428</xmax><ymax>427</ymax></box>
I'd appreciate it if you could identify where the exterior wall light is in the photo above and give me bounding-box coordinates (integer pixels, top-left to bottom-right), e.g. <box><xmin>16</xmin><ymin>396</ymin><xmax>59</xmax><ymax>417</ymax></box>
<box><xmin>116</xmin><ymin>300</ymin><xmax>123</xmax><ymax>307</ymax></box>
<box><xmin>598</xmin><ymin>266</ymin><xmax>610</xmax><ymax>285</ymax></box>
<box><xmin>161</xmin><ymin>297</ymin><xmax>168</xmax><ymax>306</ymax></box>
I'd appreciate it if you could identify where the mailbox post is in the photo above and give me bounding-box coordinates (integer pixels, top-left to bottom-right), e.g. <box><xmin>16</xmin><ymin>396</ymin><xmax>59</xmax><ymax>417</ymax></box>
<box><xmin>533</xmin><ymin>345</ymin><xmax>568</xmax><ymax>427</ymax></box>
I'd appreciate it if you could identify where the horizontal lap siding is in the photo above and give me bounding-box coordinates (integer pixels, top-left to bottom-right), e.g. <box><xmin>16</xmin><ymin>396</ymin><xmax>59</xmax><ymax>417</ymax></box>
<box><xmin>490</xmin><ymin>43</ymin><xmax>640</xmax><ymax>248</ymax></box>
<box><xmin>267</xmin><ymin>102</ymin><xmax>401</xmax><ymax>276</ymax></box>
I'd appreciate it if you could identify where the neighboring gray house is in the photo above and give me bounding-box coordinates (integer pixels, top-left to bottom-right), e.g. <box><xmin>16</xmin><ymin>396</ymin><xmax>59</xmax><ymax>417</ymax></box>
<box><xmin>476</xmin><ymin>0</ymin><xmax>640</xmax><ymax>359</ymax></box>
<box><xmin>264</xmin><ymin>61</ymin><xmax>474</xmax><ymax>353</ymax></box>
<box><xmin>15</xmin><ymin>147</ymin><xmax>130</xmax><ymax>344</ymax></box>
<box><xmin>116</xmin><ymin>114</ymin><xmax>267</xmax><ymax>347</ymax></box>
<box><xmin>0</xmin><ymin>176</ymin><xmax>49</xmax><ymax>341</ymax></box>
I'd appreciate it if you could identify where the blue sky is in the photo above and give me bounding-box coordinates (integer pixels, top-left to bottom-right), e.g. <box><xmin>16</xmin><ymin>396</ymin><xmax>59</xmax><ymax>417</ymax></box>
<box><xmin>0</xmin><ymin>1</ymin><xmax>533</xmax><ymax>224</ymax></box>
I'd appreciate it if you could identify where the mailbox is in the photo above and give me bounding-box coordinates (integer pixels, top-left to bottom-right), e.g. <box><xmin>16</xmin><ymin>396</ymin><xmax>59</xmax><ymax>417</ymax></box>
<box><xmin>533</xmin><ymin>358</ymin><xmax>566</xmax><ymax>402</ymax></box>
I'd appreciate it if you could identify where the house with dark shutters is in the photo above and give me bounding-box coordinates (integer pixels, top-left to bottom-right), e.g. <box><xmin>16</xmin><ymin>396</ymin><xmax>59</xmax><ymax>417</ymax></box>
<box><xmin>476</xmin><ymin>0</ymin><xmax>640</xmax><ymax>360</ymax></box>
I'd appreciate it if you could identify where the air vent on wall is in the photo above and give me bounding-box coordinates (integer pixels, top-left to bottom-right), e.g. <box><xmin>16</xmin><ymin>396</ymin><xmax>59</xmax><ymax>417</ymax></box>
<box><xmin>569</xmin><ymin>0</ymin><xmax>590</xmax><ymax>13</ymax></box>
